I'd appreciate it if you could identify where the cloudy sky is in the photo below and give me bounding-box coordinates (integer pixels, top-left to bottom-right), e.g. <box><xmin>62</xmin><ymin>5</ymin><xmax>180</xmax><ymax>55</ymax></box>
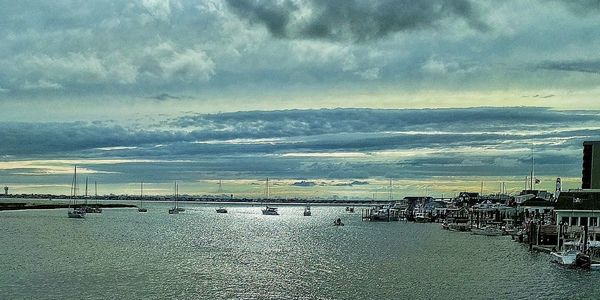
<box><xmin>0</xmin><ymin>0</ymin><xmax>599</xmax><ymax>198</ymax></box>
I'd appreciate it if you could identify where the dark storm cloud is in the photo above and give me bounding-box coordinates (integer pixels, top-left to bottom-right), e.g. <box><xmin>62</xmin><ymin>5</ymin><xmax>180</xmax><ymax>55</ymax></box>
<box><xmin>0</xmin><ymin>122</ymin><xmax>183</xmax><ymax>155</ymax></box>
<box><xmin>225</xmin><ymin>0</ymin><xmax>487</xmax><ymax>42</ymax></box>
<box><xmin>538</xmin><ymin>60</ymin><xmax>600</xmax><ymax>74</ymax></box>
<box><xmin>3</xmin><ymin>107</ymin><xmax>600</xmax><ymax>157</ymax></box>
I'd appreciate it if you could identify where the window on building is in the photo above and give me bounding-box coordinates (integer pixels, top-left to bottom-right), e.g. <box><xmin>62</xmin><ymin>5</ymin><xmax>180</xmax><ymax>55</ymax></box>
<box><xmin>571</xmin><ymin>217</ymin><xmax>578</xmax><ymax>226</ymax></box>
<box><xmin>581</xmin><ymin>217</ymin><xmax>589</xmax><ymax>227</ymax></box>
<box><xmin>591</xmin><ymin>217</ymin><xmax>598</xmax><ymax>227</ymax></box>
<box><xmin>561</xmin><ymin>217</ymin><xmax>569</xmax><ymax>225</ymax></box>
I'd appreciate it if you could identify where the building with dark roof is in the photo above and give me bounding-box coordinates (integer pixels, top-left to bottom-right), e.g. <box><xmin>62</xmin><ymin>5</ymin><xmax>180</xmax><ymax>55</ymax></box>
<box><xmin>582</xmin><ymin>141</ymin><xmax>600</xmax><ymax>189</ymax></box>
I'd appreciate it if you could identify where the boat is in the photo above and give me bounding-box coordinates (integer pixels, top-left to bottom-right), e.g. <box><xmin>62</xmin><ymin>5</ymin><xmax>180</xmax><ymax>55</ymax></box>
<box><xmin>216</xmin><ymin>207</ymin><xmax>227</xmax><ymax>213</ymax></box>
<box><xmin>550</xmin><ymin>249</ymin><xmax>580</xmax><ymax>266</ymax></box>
<box><xmin>138</xmin><ymin>182</ymin><xmax>147</xmax><ymax>213</ymax></box>
<box><xmin>448</xmin><ymin>223</ymin><xmax>471</xmax><ymax>232</ymax></box>
<box><xmin>168</xmin><ymin>181</ymin><xmax>181</xmax><ymax>214</ymax></box>
<box><xmin>414</xmin><ymin>212</ymin><xmax>431</xmax><ymax>223</ymax></box>
<box><xmin>471</xmin><ymin>226</ymin><xmax>503</xmax><ymax>236</ymax></box>
<box><xmin>262</xmin><ymin>206</ymin><xmax>279</xmax><ymax>215</ymax></box>
<box><xmin>303</xmin><ymin>206</ymin><xmax>311</xmax><ymax>216</ymax></box>
<box><xmin>441</xmin><ymin>221</ymin><xmax>449</xmax><ymax>230</ymax></box>
<box><xmin>67</xmin><ymin>166</ymin><xmax>86</xmax><ymax>219</ymax></box>
<box><xmin>345</xmin><ymin>206</ymin><xmax>355</xmax><ymax>213</ymax></box>
<box><xmin>334</xmin><ymin>218</ymin><xmax>344</xmax><ymax>226</ymax></box>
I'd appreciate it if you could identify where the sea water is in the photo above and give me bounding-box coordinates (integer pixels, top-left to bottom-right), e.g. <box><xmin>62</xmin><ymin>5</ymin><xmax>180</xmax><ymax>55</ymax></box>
<box><xmin>2</xmin><ymin>203</ymin><xmax>600</xmax><ymax>299</ymax></box>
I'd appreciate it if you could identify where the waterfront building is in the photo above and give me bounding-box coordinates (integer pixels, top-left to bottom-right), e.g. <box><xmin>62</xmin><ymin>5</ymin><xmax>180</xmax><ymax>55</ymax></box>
<box><xmin>555</xmin><ymin>190</ymin><xmax>600</xmax><ymax>227</ymax></box>
<box><xmin>520</xmin><ymin>198</ymin><xmax>555</xmax><ymax>215</ymax></box>
<box><xmin>582</xmin><ymin>141</ymin><xmax>600</xmax><ymax>189</ymax></box>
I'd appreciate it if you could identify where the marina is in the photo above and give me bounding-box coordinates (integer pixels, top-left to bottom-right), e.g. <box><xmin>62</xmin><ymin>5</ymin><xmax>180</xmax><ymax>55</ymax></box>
<box><xmin>3</xmin><ymin>203</ymin><xmax>600</xmax><ymax>299</ymax></box>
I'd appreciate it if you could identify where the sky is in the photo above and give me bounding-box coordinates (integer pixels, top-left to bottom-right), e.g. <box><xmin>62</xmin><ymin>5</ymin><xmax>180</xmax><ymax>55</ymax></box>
<box><xmin>0</xmin><ymin>0</ymin><xmax>599</xmax><ymax>198</ymax></box>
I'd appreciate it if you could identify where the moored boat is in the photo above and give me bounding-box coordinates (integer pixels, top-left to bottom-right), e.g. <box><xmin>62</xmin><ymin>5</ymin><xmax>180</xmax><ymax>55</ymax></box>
<box><xmin>303</xmin><ymin>206</ymin><xmax>311</xmax><ymax>216</ymax></box>
<box><xmin>471</xmin><ymin>226</ymin><xmax>503</xmax><ymax>236</ymax></box>
<box><xmin>262</xmin><ymin>206</ymin><xmax>279</xmax><ymax>215</ymax></box>
<box><xmin>67</xmin><ymin>166</ymin><xmax>86</xmax><ymax>219</ymax></box>
<box><xmin>216</xmin><ymin>207</ymin><xmax>228</xmax><ymax>213</ymax></box>
<box><xmin>550</xmin><ymin>249</ymin><xmax>580</xmax><ymax>266</ymax></box>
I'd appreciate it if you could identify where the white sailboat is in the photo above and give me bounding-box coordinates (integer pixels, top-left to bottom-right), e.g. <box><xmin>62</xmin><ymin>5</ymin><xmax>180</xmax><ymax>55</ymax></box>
<box><xmin>261</xmin><ymin>177</ymin><xmax>279</xmax><ymax>215</ymax></box>
<box><xmin>168</xmin><ymin>181</ymin><xmax>180</xmax><ymax>214</ymax></box>
<box><xmin>67</xmin><ymin>166</ymin><xmax>86</xmax><ymax>218</ymax></box>
<box><xmin>138</xmin><ymin>181</ymin><xmax>147</xmax><ymax>213</ymax></box>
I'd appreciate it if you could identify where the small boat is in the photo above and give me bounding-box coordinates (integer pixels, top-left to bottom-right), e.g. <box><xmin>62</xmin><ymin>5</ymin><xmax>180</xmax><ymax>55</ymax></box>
<box><xmin>216</xmin><ymin>207</ymin><xmax>228</xmax><ymax>213</ymax></box>
<box><xmin>68</xmin><ymin>207</ymin><xmax>86</xmax><ymax>219</ymax></box>
<box><xmin>471</xmin><ymin>226</ymin><xmax>503</xmax><ymax>236</ymax></box>
<box><xmin>303</xmin><ymin>206</ymin><xmax>311</xmax><ymax>216</ymax></box>
<box><xmin>345</xmin><ymin>206</ymin><xmax>355</xmax><ymax>213</ymax></box>
<box><xmin>334</xmin><ymin>218</ymin><xmax>344</xmax><ymax>226</ymax></box>
<box><xmin>448</xmin><ymin>223</ymin><xmax>471</xmax><ymax>232</ymax></box>
<box><xmin>441</xmin><ymin>221</ymin><xmax>449</xmax><ymax>230</ymax></box>
<box><xmin>414</xmin><ymin>212</ymin><xmax>431</xmax><ymax>223</ymax></box>
<box><xmin>262</xmin><ymin>206</ymin><xmax>279</xmax><ymax>215</ymax></box>
<box><xmin>168</xmin><ymin>207</ymin><xmax>179</xmax><ymax>214</ymax></box>
<box><xmin>551</xmin><ymin>249</ymin><xmax>580</xmax><ymax>266</ymax></box>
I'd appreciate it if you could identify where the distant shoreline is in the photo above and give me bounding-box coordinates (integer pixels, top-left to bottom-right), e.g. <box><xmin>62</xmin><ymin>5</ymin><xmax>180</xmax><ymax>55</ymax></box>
<box><xmin>0</xmin><ymin>194</ymin><xmax>398</xmax><ymax>206</ymax></box>
<box><xmin>0</xmin><ymin>202</ymin><xmax>136</xmax><ymax>211</ymax></box>
<box><xmin>0</xmin><ymin>195</ymin><xmax>389</xmax><ymax>210</ymax></box>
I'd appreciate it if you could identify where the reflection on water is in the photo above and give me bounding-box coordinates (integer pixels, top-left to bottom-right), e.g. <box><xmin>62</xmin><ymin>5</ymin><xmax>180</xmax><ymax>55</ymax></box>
<box><xmin>2</xmin><ymin>203</ymin><xmax>600</xmax><ymax>299</ymax></box>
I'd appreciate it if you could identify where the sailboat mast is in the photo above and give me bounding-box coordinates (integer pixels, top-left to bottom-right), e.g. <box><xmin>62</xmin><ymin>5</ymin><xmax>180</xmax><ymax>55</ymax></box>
<box><xmin>85</xmin><ymin>177</ymin><xmax>88</xmax><ymax>205</ymax></box>
<box><xmin>74</xmin><ymin>166</ymin><xmax>77</xmax><ymax>198</ymax></box>
<box><xmin>530</xmin><ymin>146</ymin><xmax>535</xmax><ymax>190</ymax></box>
<box><xmin>266</xmin><ymin>177</ymin><xmax>270</xmax><ymax>199</ymax></box>
<box><xmin>95</xmin><ymin>181</ymin><xmax>98</xmax><ymax>205</ymax></box>
<box><xmin>140</xmin><ymin>181</ymin><xmax>143</xmax><ymax>208</ymax></box>
<box><xmin>389</xmin><ymin>179</ymin><xmax>393</xmax><ymax>201</ymax></box>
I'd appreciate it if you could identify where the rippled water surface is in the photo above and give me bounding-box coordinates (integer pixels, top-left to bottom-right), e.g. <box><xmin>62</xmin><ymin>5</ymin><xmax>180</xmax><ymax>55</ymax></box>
<box><xmin>2</xmin><ymin>203</ymin><xmax>600</xmax><ymax>299</ymax></box>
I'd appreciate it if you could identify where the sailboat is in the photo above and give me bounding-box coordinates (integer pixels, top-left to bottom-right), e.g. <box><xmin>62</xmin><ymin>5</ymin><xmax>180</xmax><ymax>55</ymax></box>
<box><xmin>138</xmin><ymin>181</ymin><xmax>147</xmax><ymax>213</ymax></box>
<box><xmin>261</xmin><ymin>177</ymin><xmax>279</xmax><ymax>215</ymax></box>
<box><xmin>67</xmin><ymin>166</ymin><xmax>86</xmax><ymax>218</ymax></box>
<box><xmin>168</xmin><ymin>181</ymin><xmax>180</xmax><ymax>214</ymax></box>
<box><xmin>84</xmin><ymin>177</ymin><xmax>102</xmax><ymax>213</ymax></box>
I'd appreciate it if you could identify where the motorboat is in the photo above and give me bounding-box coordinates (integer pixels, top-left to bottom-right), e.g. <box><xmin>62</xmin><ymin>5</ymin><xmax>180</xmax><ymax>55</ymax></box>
<box><xmin>551</xmin><ymin>249</ymin><xmax>580</xmax><ymax>266</ymax></box>
<box><xmin>441</xmin><ymin>221</ymin><xmax>449</xmax><ymax>230</ymax></box>
<box><xmin>414</xmin><ymin>212</ymin><xmax>431</xmax><ymax>223</ymax></box>
<box><xmin>262</xmin><ymin>206</ymin><xmax>279</xmax><ymax>215</ymax></box>
<box><xmin>168</xmin><ymin>207</ymin><xmax>179</xmax><ymax>214</ymax></box>
<box><xmin>345</xmin><ymin>206</ymin><xmax>355</xmax><ymax>213</ymax></box>
<box><xmin>216</xmin><ymin>207</ymin><xmax>228</xmax><ymax>213</ymax></box>
<box><xmin>448</xmin><ymin>223</ymin><xmax>471</xmax><ymax>232</ymax></box>
<box><xmin>303</xmin><ymin>206</ymin><xmax>311</xmax><ymax>216</ymax></box>
<box><xmin>471</xmin><ymin>226</ymin><xmax>503</xmax><ymax>236</ymax></box>
<box><xmin>334</xmin><ymin>218</ymin><xmax>344</xmax><ymax>226</ymax></box>
<box><xmin>68</xmin><ymin>207</ymin><xmax>86</xmax><ymax>219</ymax></box>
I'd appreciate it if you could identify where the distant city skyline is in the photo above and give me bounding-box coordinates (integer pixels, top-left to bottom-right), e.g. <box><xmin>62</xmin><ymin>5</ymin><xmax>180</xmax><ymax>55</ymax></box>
<box><xmin>1</xmin><ymin>1</ymin><xmax>599</xmax><ymax>197</ymax></box>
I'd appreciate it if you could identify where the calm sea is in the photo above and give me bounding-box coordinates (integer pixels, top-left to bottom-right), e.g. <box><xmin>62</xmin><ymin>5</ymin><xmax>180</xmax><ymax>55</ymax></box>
<box><xmin>1</xmin><ymin>203</ymin><xmax>600</xmax><ymax>299</ymax></box>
